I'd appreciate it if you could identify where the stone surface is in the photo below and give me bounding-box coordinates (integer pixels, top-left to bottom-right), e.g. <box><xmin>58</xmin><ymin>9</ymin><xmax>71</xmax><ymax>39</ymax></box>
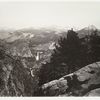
<box><xmin>41</xmin><ymin>62</ymin><xmax>100</xmax><ymax>96</ymax></box>
<box><xmin>85</xmin><ymin>88</ymin><xmax>100</xmax><ymax>96</ymax></box>
<box><xmin>0</xmin><ymin>51</ymin><xmax>36</xmax><ymax>96</ymax></box>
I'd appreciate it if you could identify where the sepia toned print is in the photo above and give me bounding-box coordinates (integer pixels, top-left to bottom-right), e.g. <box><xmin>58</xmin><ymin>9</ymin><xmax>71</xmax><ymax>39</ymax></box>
<box><xmin>0</xmin><ymin>1</ymin><xmax>100</xmax><ymax>96</ymax></box>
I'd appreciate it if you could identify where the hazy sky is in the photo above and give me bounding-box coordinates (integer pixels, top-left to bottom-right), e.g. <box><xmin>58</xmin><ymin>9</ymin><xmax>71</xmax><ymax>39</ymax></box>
<box><xmin>0</xmin><ymin>1</ymin><xmax>100</xmax><ymax>29</ymax></box>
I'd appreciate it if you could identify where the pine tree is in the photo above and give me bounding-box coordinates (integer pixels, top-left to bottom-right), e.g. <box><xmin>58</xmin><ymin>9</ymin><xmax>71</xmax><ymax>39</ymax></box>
<box><xmin>89</xmin><ymin>30</ymin><xmax>100</xmax><ymax>62</ymax></box>
<box><xmin>38</xmin><ymin>29</ymin><xmax>84</xmax><ymax>85</ymax></box>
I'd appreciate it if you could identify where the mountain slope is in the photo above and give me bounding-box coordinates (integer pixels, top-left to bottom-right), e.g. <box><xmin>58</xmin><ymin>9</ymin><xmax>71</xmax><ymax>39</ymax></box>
<box><xmin>0</xmin><ymin>47</ymin><xmax>37</xmax><ymax>96</ymax></box>
<box><xmin>78</xmin><ymin>25</ymin><xmax>100</xmax><ymax>38</ymax></box>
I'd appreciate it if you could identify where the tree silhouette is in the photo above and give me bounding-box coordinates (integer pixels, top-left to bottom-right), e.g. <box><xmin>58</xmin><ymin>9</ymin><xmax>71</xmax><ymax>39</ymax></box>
<box><xmin>38</xmin><ymin>29</ymin><xmax>100</xmax><ymax>86</ymax></box>
<box><xmin>38</xmin><ymin>29</ymin><xmax>85</xmax><ymax>85</ymax></box>
<box><xmin>89</xmin><ymin>30</ymin><xmax>100</xmax><ymax>62</ymax></box>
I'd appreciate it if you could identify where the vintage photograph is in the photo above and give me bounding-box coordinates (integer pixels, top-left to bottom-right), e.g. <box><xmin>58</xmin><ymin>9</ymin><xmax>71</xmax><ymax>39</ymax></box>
<box><xmin>0</xmin><ymin>0</ymin><xmax>100</xmax><ymax>96</ymax></box>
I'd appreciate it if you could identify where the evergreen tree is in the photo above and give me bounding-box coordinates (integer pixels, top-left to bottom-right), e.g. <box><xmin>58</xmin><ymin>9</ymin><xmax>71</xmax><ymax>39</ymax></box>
<box><xmin>89</xmin><ymin>30</ymin><xmax>100</xmax><ymax>62</ymax></box>
<box><xmin>38</xmin><ymin>29</ymin><xmax>84</xmax><ymax>85</ymax></box>
<box><xmin>38</xmin><ymin>29</ymin><xmax>100</xmax><ymax>86</ymax></box>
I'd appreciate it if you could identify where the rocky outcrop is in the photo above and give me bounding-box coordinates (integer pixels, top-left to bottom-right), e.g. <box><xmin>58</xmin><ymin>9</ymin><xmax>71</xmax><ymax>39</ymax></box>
<box><xmin>7</xmin><ymin>41</ymin><xmax>33</xmax><ymax>58</ymax></box>
<box><xmin>40</xmin><ymin>62</ymin><xmax>100</xmax><ymax>96</ymax></box>
<box><xmin>0</xmin><ymin>48</ymin><xmax>37</xmax><ymax>96</ymax></box>
<box><xmin>85</xmin><ymin>88</ymin><xmax>100</xmax><ymax>96</ymax></box>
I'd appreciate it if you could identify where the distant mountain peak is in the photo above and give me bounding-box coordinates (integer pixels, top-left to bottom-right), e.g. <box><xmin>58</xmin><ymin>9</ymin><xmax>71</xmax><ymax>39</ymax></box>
<box><xmin>84</xmin><ymin>25</ymin><xmax>97</xmax><ymax>30</ymax></box>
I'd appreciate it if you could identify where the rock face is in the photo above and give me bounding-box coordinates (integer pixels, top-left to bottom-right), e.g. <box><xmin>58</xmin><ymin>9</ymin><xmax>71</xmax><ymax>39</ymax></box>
<box><xmin>41</xmin><ymin>62</ymin><xmax>100</xmax><ymax>96</ymax></box>
<box><xmin>85</xmin><ymin>88</ymin><xmax>100</xmax><ymax>96</ymax></box>
<box><xmin>0</xmin><ymin>48</ymin><xmax>37</xmax><ymax>96</ymax></box>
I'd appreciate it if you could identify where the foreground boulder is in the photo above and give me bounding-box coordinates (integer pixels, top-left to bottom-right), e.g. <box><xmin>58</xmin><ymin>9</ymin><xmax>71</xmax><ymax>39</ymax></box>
<box><xmin>41</xmin><ymin>62</ymin><xmax>100</xmax><ymax>96</ymax></box>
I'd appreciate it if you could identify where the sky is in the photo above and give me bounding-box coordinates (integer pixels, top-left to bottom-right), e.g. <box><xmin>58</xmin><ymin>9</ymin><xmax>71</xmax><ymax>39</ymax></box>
<box><xmin>0</xmin><ymin>1</ymin><xmax>100</xmax><ymax>29</ymax></box>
